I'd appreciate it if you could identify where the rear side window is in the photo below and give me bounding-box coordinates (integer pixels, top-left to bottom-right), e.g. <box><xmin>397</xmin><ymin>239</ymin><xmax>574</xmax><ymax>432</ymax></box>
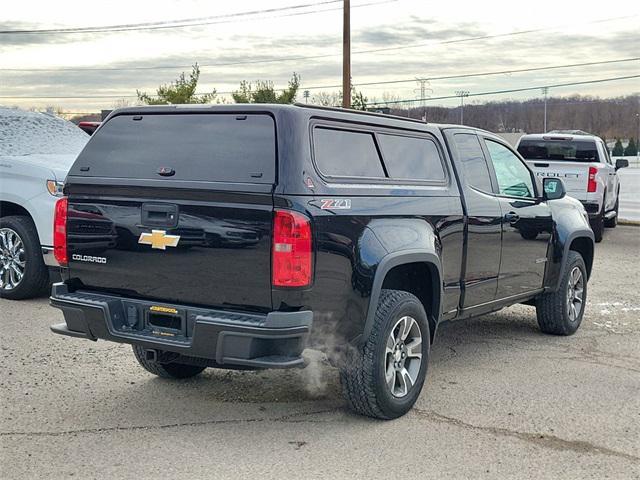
<box><xmin>453</xmin><ymin>133</ymin><xmax>493</xmax><ymax>192</ymax></box>
<box><xmin>377</xmin><ymin>134</ymin><xmax>445</xmax><ymax>181</ymax></box>
<box><xmin>70</xmin><ymin>113</ymin><xmax>275</xmax><ymax>183</ymax></box>
<box><xmin>313</xmin><ymin>128</ymin><xmax>385</xmax><ymax>178</ymax></box>
<box><xmin>517</xmin><ymin>139</ymin><xmax>599</xmax><ymax>162</ymax></box>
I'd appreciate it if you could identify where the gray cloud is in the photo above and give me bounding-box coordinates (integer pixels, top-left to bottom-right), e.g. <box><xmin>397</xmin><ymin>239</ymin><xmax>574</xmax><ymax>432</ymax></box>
<box><xmin>0</xmin><ymin>21</ymin><xmax>88</xmax><ymax>47</ymax></box>
<box><xmin>354</xmin><ymin>19</ymin><xmax>487</xmax><ymax>46</ymax></box>
<box><xmin>0</xmin><ymin>20</ymin><xmax>232</xmax><ymax>49</ymax></box>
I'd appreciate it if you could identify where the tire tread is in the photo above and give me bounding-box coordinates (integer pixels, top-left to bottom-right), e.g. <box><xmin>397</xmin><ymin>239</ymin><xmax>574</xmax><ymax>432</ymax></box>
<box><xmin>536</xmin><ymin>251</ymin><xmax>586</xmax><ymax>336</ymax></box>
<box><xmin>0</xmin><ymin>215</ymin><xmax>49</xmax><ymax>300</ymax></box>
<box><xmin>340</xmin><ymin>289</ymin><xmax>425</xmax><ymax>419</ymax></box>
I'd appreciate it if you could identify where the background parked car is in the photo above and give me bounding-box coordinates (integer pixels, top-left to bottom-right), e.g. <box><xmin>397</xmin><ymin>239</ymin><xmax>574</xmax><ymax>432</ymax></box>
<box><xmin>0</xmin><ymin>107</ymin><xmax>88</xmax><ymax>299</ymax></box>
<box><xmin>77</xmin><ymin>121</ymin><xmax>101</xmax><ymax>135</ymax></box>
<box><xmin>516</xmin><ymin>131</ymin><xmax>628</xmax><ymax>242</ymax></box>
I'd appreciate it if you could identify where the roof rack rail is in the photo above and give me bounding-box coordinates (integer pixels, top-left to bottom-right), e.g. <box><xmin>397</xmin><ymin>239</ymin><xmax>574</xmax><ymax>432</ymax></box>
<box><xmin>292</xmin><ymin>103</ymin><xmax>429</xmax><ymax>126</ymax></box>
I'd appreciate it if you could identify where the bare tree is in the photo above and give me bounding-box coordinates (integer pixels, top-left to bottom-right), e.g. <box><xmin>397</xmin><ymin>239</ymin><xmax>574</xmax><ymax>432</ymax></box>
<box><xmin>312</xmin><ymin>91</ymin><xmax>341</xmax><ymax>107</ymax></box>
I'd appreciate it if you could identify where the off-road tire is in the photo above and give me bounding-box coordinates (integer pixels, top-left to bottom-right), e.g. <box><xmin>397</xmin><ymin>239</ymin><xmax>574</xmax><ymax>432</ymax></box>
<box><xmin>340</xmin><ymin>289</ymin><xmax>430</xmax><ymax>419</ymax></box>
<box><xmin>590</xmin><ymin>207</ymin><xmax>604</xmax><ymax>243</ymax></box>
<box><xmin>535</xmin><ymin>251</ymin><xmax>587</xmax><ymax>336</ymax></box>
<box><xmin>132</xmin><ymin>345</ymin><xmax>206</xmax><ymax>379</ymax></box>
<box><xmin>604</xmin><ymin>195</ymin><xmax>619</xmax><ymax>228</ymax></box>
<box><xmin>0</xmin><ymin>215</ymin><xmax>49</xmax><ymax>300</ymax></box>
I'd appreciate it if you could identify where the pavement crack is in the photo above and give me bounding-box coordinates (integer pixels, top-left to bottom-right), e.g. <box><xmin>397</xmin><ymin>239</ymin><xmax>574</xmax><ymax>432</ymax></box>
<box><xmin>412</xmin><ymin>409</ymin><xmax>639</xmax><ymax>463</ymax></box>
<box><xmin>556</xmin><ymin>356</ymin><xmax>640</xmax><ymax>374</ymax></box>
<box><xmin>0</xmin><ymin>407</ymin><xmax>341</xmax><ymax>438</ymax></box>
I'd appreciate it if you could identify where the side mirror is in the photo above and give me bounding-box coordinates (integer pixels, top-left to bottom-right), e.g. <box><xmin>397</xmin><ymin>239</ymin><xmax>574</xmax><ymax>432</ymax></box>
<box><xmin>543</xmin><ymin>177</ymin><xmax>566</xmax><ymax>201</ymax></box>
<box><xmin>616</xmin><ymin>158</ymin><xmax>629</xmax><ymax>170</ymax></box>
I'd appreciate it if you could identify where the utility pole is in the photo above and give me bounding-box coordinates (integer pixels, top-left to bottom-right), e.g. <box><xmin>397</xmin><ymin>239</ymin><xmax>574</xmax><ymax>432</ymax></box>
<box><xmin>342</xmin><ymin>0</ymin><xmax>351</xmax><ymax>108</ymax></box>
<box><xmin>541</xmin><ymin>87</ymin><xmax>549</xmax><ymax>132</ymax></box>
<box><xmin>455</xmin><ymin>90</ymin><xmax>469</xmax><ymax>125</ymax></box>
<box><xmin>303</xmin><ymin>90</ymin><xmax>310</xmax><ymax>103</ymax></box>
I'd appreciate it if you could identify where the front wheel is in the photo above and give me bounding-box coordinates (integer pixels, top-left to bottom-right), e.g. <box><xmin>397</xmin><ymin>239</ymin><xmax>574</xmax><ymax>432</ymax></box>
<box><xmin>535</xmin><ymin>251</ymin><xmax>587</xmax><ymax>336</ymax></box>
<box><xmin>132</xmin><ymin>345</ymin><xmax>206</xmax><ymax>379</ymax></box>
<box><xmin>0</xmin><ymin>216</ymin><xmax>49</xmax><ymax>300</ymax></box>
<box><xmin>340</xmin><ymin>289</ymin><xmax>430</xmax><ymax>419</ymax></box>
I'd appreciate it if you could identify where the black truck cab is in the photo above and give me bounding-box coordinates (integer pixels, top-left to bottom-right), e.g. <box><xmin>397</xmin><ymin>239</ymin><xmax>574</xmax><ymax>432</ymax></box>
<box><xmin>51</xmin><ymin>104</ymin><xmax>594</xmax><ymax>419</ymax></box>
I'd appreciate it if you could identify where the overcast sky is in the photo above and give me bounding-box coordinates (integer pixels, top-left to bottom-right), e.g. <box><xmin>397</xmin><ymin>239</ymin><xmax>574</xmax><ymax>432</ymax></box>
<box><xmin>1</xmin><ymin>0</ymin><xmax>639</xmax><ymax>113</ymax></box>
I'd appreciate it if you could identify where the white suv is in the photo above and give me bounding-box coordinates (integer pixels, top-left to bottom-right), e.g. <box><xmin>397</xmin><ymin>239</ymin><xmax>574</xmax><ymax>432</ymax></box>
<box><xmin>516</xmin><ymin>131</ymin><xmax>628</xmax><ymax>242</ymax></box>
<box><xmin>0</xmin><ymin>108</ymin><xmax>88</xmax><ymax>299</ymax></box>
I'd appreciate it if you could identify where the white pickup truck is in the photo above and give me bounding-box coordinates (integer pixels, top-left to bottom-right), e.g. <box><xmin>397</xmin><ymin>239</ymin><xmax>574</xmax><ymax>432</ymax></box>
<box><xmin>516</xmin><ymin>132</ymin><xmax>629</xmax><ymax>242</ymax></box>
<box><xmin>0</xmin><ymin>108</ymin><xmax>88</xmax><ymax>299</ymax></box>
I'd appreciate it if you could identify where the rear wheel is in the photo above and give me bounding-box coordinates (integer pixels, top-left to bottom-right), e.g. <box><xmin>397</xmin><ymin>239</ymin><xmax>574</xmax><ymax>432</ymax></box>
<box><xmin>604</xmin><ymin>195</ymin><xmax>619</xmax><ymax>228</ymax></box>
<box><xmin>340</xmin><ymin>289</ymin><xmax>430</xmax><ymax>419</ymax></box>
<box><xmin>0</xmin><ymin>216</ymin><xmax>49</xmax><ymax>300</ymax></box>
<box><xmin>535</xmin><ymin>251</ymin><xmax>587</xmax><ymax>336</ymax></box>
<box><xmin>132</xmin><ymin>345</ymin><xmax>206</xmax><ymax>379</ymax></box>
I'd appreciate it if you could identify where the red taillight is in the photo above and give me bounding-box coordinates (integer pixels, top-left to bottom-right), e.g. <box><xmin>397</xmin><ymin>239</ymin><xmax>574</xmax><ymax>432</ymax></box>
<box><xmin>272</xmin><ymin>210</ymin><xmax>312</xmax><ymax>287</ymax></box>
<box><xmin>54</xmin><ymin>197</ymin><xmax>68</xmax><ymax>266</ymax></box>
<box><xmin>587</xmin><ymin>166</ymin><xmax>598</xmax><ymax>193</ymax></box>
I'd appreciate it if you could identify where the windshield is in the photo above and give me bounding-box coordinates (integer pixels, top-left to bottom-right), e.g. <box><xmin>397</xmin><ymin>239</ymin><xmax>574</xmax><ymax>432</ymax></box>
<box><xmin>0</xmin><ymin>108</ymin><xmax>89</xmax><ymax>156</ymax></box>
<box><xmin>517</xmin><ymin>139</ymin><xmax>599</xmax><ymax>162</ymax></box>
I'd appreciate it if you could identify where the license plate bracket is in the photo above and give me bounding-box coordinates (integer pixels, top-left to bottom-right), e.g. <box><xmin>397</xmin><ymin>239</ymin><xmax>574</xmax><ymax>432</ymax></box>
<box><xmin>146</xmin><ymin>307</ymin><xmax>185</xmax><ymax>337</ymax></box>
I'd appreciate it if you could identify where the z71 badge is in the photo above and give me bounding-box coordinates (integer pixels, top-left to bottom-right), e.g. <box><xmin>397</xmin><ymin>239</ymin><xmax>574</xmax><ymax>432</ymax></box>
<box><xmin>320</xmin><ymin>199</ymin><xmax>351</xmax><ymax>210</ymax></box>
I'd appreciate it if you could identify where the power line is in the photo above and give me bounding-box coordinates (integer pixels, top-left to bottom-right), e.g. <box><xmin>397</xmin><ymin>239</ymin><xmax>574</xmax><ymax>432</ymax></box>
<box><xmin>0</xmin><ymin>1</ymin><xmax>395</xmax><ymax>36</ymax></box>
<box><xmin>3</xmin><ymin>14</ymin><xmax>635</xmax><ymax>73</ymax></box>
<box><xmin>306</xmin><ymin>57</ymin><xmax>640</xmax><ymax>90</ymax></box>
<box><xmin>0</xmin><ymin>1</ymin><xmax>345</xmax><ymax>34</ymax></box>
<box><xmin>348</xmin><ymin>15</ymin><xmax>638</xmax><ymax>57</ymax></box>
<box><xmin>368</xmin><ymin>75</ymin><xmax>640</xmax><ymax>106</ymax></box>
<box><xmin>2</xmin><ymin>57</ymin><xmax>637</xmax><ymax>99</ymax></box>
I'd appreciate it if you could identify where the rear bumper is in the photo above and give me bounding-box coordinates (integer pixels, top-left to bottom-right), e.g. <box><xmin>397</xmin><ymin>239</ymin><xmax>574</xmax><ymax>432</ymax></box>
<box><xmin>49</xmin><ymin>283</ymin><xmax>312</xmax><ymax>369</ymax></box>
<box><xmin>42</xmin><ymin>246</ymin><xmax>59</xmax><ymax>267</ymax></box>
<box><xmin>580</xmin><ymin>200</ymin><xmax>601</xmax><ymax>218</ymax></box>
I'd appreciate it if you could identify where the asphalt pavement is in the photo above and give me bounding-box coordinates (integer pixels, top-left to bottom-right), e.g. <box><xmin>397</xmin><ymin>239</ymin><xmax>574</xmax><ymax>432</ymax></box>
<box><xmin>1</xmin><ymin>227</ymin><xmax>639</xmax><ymax>479</ymax></box>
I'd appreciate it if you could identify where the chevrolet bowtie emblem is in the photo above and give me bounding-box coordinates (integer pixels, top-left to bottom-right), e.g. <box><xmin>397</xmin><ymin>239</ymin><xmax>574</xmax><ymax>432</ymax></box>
<box><xmin>138</xmin><ymin>230</ymin><xmax>180</xmax><ymax>250</ymax></box>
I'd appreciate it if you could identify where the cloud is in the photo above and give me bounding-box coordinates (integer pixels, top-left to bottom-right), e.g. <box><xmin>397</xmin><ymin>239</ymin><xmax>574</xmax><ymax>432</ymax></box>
<box><xmin>354</xmin><ymin>17</ymin><xmax>487</xmax><ymax>46</ymax></box>
<box><xmin>1</xmin><ymin>14</ymin><xmax>638</xmax><ymax>110</ymax></box>
<box><xmin>0</xmin><ymin>21</ymin><xmax>89</xmax><ymax>47</ymax></box>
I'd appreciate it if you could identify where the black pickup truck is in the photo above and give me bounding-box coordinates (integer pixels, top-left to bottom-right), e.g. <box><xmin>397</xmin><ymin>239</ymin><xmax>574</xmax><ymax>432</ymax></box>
<box><xmin>50</xmin><ymin>104</ymin><xmax>594</xmax><ymax>419</ymax></box>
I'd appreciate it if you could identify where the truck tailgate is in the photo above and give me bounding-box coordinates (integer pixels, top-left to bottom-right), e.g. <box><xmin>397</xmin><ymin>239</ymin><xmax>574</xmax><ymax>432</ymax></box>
<box><xmin>65</xmin><ymin>186</ymin><xmax>273</xmax><ymax>310</ymax></box>
<box><xmin>524</xmin><ymin>160</ymin><xmax>589</xmax><ymax>196</ymax></box>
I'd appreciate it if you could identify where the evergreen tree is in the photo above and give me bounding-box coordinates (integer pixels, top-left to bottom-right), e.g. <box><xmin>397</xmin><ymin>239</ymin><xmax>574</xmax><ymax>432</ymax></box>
<box><xmin>232</xmin><ymin>73</ymin><xmax>300</xmax><ymax>104</ymax></box>
<box><xmin>612</xmin><ymin>138</ymin><xmax>624</xmax><ymax>156</ymax></box>
<box><xmin>351</xmin><ymin>89</ymin><xmax>368</xmax><ymax>111</ymax></box>
<box><xmin>623</xmin><ymin>138</ymin><xmax>637</xmax><ymax>156</ymax></box>
<box><xmin>336</xmin><ymin>84</ymin><xmax>368</xmax><ymax>110</ymax></box>
<box><xmin>137</xmin><ymin>64</ymin><xmax>215</xmax><ymax>105</ymax></box>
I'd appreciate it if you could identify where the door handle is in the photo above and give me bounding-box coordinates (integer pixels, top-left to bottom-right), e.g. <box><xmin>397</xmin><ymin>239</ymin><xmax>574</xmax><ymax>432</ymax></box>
<box><xmin>504</xmin><ymin>212</ymin><xmax>520</xmax><ymax>223</ymax></box>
